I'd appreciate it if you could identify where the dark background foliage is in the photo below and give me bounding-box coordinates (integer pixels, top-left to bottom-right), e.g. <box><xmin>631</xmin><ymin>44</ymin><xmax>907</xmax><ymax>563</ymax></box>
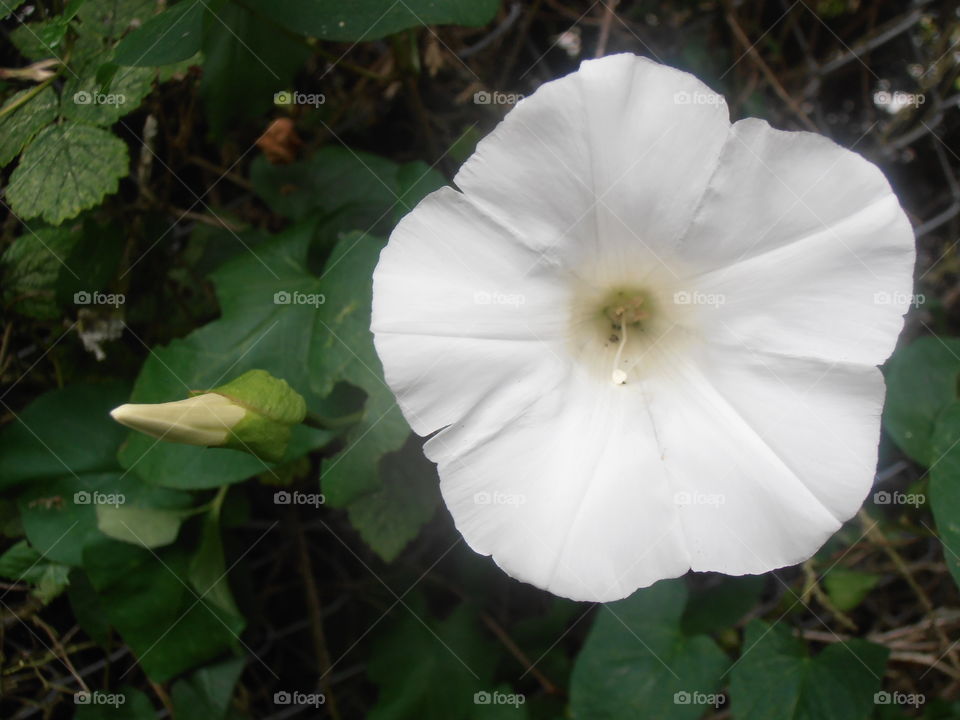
<box><xmin>1</xmin><ymin>0</ymin><xmax>959</xmax><ymax>718</ymax></box>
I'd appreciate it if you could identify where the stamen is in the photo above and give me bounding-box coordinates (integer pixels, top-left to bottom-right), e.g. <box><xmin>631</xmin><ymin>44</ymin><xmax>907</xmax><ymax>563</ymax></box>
<box><xmin>612</xmin><ymin>313</ymin><xmax>628</xmax><ymax>385</ymax></box>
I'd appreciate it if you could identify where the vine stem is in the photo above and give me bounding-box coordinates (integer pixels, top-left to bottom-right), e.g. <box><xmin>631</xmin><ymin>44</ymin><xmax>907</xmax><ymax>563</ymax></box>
<box><xmin>858</xmin><ymin>509</ymin><xmax>960</xmax><ymax>673</ymax></box>
<box><xmin>0</xmin><ymin>67</ymin><xmax>62</xmax><ymax>121</ymax></box>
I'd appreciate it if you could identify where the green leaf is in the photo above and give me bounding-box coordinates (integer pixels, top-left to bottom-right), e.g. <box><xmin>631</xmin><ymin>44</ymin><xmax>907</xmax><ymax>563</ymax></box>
<box><xmin>83</xmin><ymin>537</ymin><xmax>245</xmax><ymax>682</ymax></box>
<box><xmin>311</xmin><ymin>233</ymin><xmax>410</xmax><ymax>506</ymax></box>
<box><xmin>0</xmin><ymin>382</ymin><xmax>129</xmax><ymax>491</ymax></box>
<box><xmin>2</xmin><ymin>217</ymin><xmax>126</xmax><ymax>319</ymax></box>
<box><xmin>6</xmin><ymin>123</ymin><xmax>129</xmax><ymax>225</ymax></box>
<box><xmin>0</xmin><ymin>540</ymin><xmax>71</xmax><ymax>603</ymax></box>
<box><xmin>367</xmin><ymin>602</ymin><xmax>501</xmax><ymax>720</ymax></box>
<box><xmin>10</xmin><ymin>19</ymin><xmax>70</xmax><ymax>60</ymax></box>
<box><xmin>77</xmin><ymin>0</ymin><xmax>157</xmax><ymax>40</ymax></box>
<box><xmin>19</xmin><ymin>473</ymin><xmax>193</xmax><ymax>566</ymax></box>
<box><xmin>682</xmin><ymin>575</ymin><xmax>766</xmax><ymax>635</ymax></box>
<box><xmin>1</xmin><ymin>224</ymin><xmax>79</xmax><ymax>319</ymax></box>
<box><xmin>729</xmin><ymin>620</ymin><xmax>888</xmax><ymax>720</ymax></box>
<box><xmin>189</xmin><ymin>506</ymin><xmax>242</xmax><ymax>618</ymax></box>
<box><xmin>883</xmin><ymin>337</ymin><xmax>960</xmax><ymax>466</ymax></box>
<box><xmin>117</xmin><ymin>223</ymin><xmax>398</xmax><ymax>502</ymax></box>
<box><xmin>345</xmin><ymin>435</ymin><xmax>439</xmax><ymax>561</ymax></box>
<box><xmin>114</xmin><ymin>0</ymin><xmax>204</xmax><ymax>66</ymax></box>
<box><xmin>96</xmin><ymin>504</ymin><xmax>188</xmax><ymax>548</ymax></box>
<box><xmin>59</xmin><ymin>31</ymin><xmax>156</xmax><ymax>126</ymax></box>
<box><xmin>200</xmin><ymin>2</ymin><xmax>308</xmax><ymax>135</ymax></box>
<box><xmin>68</xmin><ymin>570</ymin><xmax>113</xmax><ymax>646</ymax></box>
<box><xmin>822</xmin><ymin>568</ymin><xmax>880</xmax><ymax>612</ymax></box>
<box><xmin>3</xmin><ymin>0</ymin><xmax>27</xmax><ymax>19</ymax></box>
<box><xmin>250</xmin><ymin>150</ymin><xmax>446</xmax><ymax>232</ymax></box>
<box><xmin>0</xmin><ymin>87</ymin><xmax>58</xmax><ymax>167</ymax></box>
<box><xmin>61</xmin><ymin>62</ymin><xmax>155</xmax><ymax>126</ymax></box>
<box><xmin>208</xmin><ymin>369</ymin><xmax>307</xmax><ymax>462</ymax></box>
<box><xmin>930</xmin><ymin>402</ymin><xmax>960</xmax><ymax>590</ymax></box>
<box><xmin>171</xmin><ymin>657</ymin><xmax>246</xmax><ymax>720</ymax></box>
<box><xmin>244</xmin><ymin>0</ymin><xmax>500</xmax><ymax>41</ymax></box>
<box><xmin>569</xmin><ymin>579</ymin><xmax>729</xmax><ymax>720</ymax></box>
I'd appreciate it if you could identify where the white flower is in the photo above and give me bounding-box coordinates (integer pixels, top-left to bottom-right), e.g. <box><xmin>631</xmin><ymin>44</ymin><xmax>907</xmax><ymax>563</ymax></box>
<box><xmin>371</xmin><ymin>54</ymin><xmax>915</xmax><ymax>602</ymax></box>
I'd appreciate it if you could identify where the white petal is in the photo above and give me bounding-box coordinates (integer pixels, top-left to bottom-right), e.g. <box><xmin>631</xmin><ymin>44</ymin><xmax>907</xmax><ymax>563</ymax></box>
<box><xmin>454</xmin><ymin>54</ymin><xmax>731</xmax><ymax>281</ymax></box>
<box><xmin>110</xmin><ymin>394</ymin><xmax>244</xmax><ymax>446</ymax></box>
<box><xmin>677</xmin><ymin>118</ymin><xmax>915</xmax><ymax>366</ymax></box>
<box><xmin>426</xmin><ymin>367</ymin><xmax>689</xmax><ymax>602</ymax></box>
<box><xmin>372</xmin><ymin>187</ymin><xmax>571</xmax><ymax>435</ymax></box>
<box><xmin>647</xmin><ymin>350</ymin><xmax>843</xmax><ymax>574</ymax></box>
<box><xmin>691</xmin><ymin>343</ymin><xmax>885</xmax><ymax>524</ymax></box>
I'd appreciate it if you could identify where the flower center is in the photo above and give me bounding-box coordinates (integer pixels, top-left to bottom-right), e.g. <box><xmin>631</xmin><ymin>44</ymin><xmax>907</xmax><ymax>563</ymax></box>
<box><xmin>599</xmin><ymin>288</ymin><xmax>655</xmax><ymax>386</ymax></box>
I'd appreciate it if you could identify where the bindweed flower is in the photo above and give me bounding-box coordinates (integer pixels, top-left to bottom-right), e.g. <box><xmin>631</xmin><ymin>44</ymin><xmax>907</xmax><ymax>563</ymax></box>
<box><xmin>371</xmin><ymin>55</ymin><xmax>916</xmax><ymax>602</ymax></box>
<box><xmin>110</xmin><ymin>370</ymin><xmax>305</xmax><ymax>463</ymax></box>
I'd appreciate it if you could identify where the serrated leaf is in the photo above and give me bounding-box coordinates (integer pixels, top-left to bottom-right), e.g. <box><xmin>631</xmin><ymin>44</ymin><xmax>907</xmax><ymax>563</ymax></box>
<box><xmin>1</xmin><ymin>224</ymin><xmax>79</xmax><ymax>319</ymax></box>
<box><xmin>729</xmin><ymin>620</ymin><xmax>888</xmax><ymax>720</ymax></box>
<box><xmin>245</xmin><ymin>0</ymin><xmax>500</xmax><ymax>41</ymax></box>
<box><xmin>569</xmin><ymin>579</ymin><xmax>729</xmax><ymax>720</ymax></box>
<box><xmin>883</xmin><ymin>337</ymin><xmax>960</xmax><ymax>466</ymax></box>
<box><xmin>77</xmin><ymin>0</ymin><xmax>156</xmax><ymax>40</ymax></box>
<box><xmin>114</xmin><ymin>0</ymin><xmax>204</xmax><ymax>67</ymax></box>
<box><xmin>61</xmin><ymin>39</ymin><xmax>155</xmax><ymax>125</ymax></box>
<box><xmin>6</xmin><ymin>123</ymin><xmax>129</xmax><ymax>225</ymax></box>
<box><xmin>346</xmin><ymin>435</ymin><xmax>439</xmax><ymax>561</ymax></box>
<box><xmin>10</xmin><ymin>19</ymin><xmax>69</xmax><ymax>60</ymax></box>
<box><xmin>0</xmin><ymin>86</ymin><xmax>58</xmax><ymax>167</ymax></box>
<box><xmin>2</xmin><ymin>215</ymin><xmax>121</xmax><ymax>321</ymax></box>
